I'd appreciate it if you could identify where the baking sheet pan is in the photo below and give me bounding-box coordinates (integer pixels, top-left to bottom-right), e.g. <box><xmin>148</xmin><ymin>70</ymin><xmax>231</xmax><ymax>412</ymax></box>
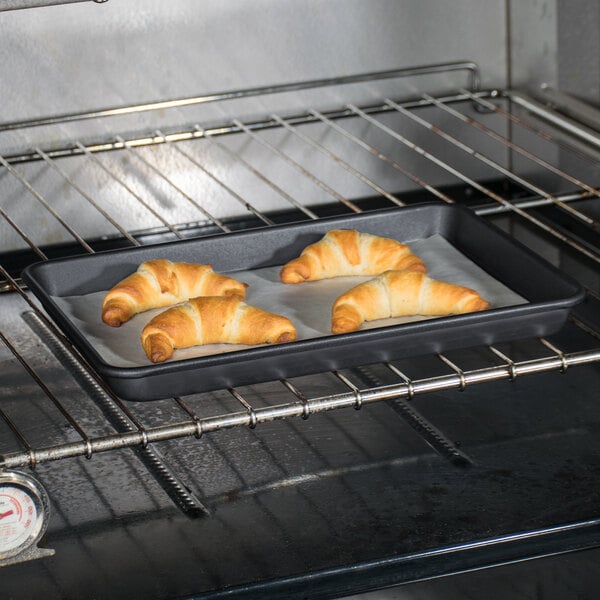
<box><xmin>52</xmin><ymin>235</ymin><xmax>526</xmax><ymax>367</ymax></box>
<box><xmin>22</xmin><ymin>203</ymin><xmax>584</xmax><ymax>400</ymax></box>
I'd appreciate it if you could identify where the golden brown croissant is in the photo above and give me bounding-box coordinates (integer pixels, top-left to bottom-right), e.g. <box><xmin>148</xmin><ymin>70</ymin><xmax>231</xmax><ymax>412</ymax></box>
<box><xmin>102</xmin><ymin>259</ymin><xmax>248</xmax><ymax>327</ymax></box>
<box><xmin>331</xmin><ymin>270</ymin><xmax>490</xmax><ymax>334</ymax></box>
<box><xmin>141</xmin><ymin>296</ymin><xmax>297</xmax><ymax>363</ymax></box>
<box><xmin>280</xmin><ymin>229</ymin><xmax>426</xmax><ymax>283</ymax></box>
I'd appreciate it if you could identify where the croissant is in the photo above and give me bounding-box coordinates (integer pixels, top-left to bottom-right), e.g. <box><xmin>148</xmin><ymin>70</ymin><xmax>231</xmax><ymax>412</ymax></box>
<box><xmin>331</xmin><ymin>270</ymin><xmax>490</xmax><ymax>334</ymax></box>
<box><xmin>141</xmin><ymin>296</ymin><xmax>297</xmax><ymax>363</ymax></box>
<box><xmin>102</xmin><ymin>259</ymin><xmax>247</xmax><ymax>327</ymax></box>
<box><xmin>280</xmin><ymin>229</ymin><xmax>426</xmax><ymax>283</ymax></box>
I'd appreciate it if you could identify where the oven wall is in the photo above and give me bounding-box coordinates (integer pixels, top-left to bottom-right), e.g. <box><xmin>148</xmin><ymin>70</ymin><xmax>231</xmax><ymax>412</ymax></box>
<box><xmin>0</xmin><ymin>0</ymin><xmax>508</xmax><ymax>123</ymax></box>
<box><xmin>509</xmin><ymin>0</ymin><xmax>600</xmax><ymax>106</ymax></box>
<box><xmin>1</xmin><ymin>0</ymin><xmax>598</xmax><ymax>131</ymax></box>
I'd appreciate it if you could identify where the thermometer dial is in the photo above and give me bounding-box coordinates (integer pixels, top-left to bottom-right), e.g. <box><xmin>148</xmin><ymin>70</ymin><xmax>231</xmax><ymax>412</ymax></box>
<box><xmin>0</xmin><ymin>471</ymin><xmax>52</xmax><ymax>563</ymax></box>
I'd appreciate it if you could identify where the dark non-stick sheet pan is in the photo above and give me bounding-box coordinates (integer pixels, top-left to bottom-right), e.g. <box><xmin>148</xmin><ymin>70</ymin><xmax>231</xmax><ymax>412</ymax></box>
<box><xmin>22</xmin><ymin>203</ymin><xmax>584</xmax><ymax>401</ymax></box>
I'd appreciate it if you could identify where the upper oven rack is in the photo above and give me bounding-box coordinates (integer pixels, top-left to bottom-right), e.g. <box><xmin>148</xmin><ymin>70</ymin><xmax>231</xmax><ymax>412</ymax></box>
<box><xmin>1</xmin><ymin>62</ymin><xmax>599</xmax><ymax>483</ymax></box>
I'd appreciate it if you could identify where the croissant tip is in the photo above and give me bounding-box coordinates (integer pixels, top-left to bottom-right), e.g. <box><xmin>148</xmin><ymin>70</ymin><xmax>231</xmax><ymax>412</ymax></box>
<box><xmin>331</xmin><ymin>320</ymin><xmax>359</xmax><ymax>334</ymax></box>
<box><xmin>102</xmin><ymin>313</ymin><xmax>123</xmax><ymax>327</ymax></box>
<box><xmin>477</xmin><ymin>299</ymin><xmax>491</xmax><ymax>311</ymax></box>
<box><xmin>463</xmin><ymin>297</ymin><xmax>490</xmax><ymax>313</ymax></box>
<box><xmin>280</xmin><ymin>270</ymin><xmax>305</xmax><ymax>284</ymax></box>
<box><xmin>276</xmin><ymin>331</ymin><xmax>297</xmax><ymax>343</ymax></box>
<box><xmin>150</xmin><ymin>351</ymin><xmax>168</xmax><ymax>363</ymax></box>
<box><xmin>142</xmin><ymin>333</ymin><xmax>174</xmax><ymax>363</ymax></box>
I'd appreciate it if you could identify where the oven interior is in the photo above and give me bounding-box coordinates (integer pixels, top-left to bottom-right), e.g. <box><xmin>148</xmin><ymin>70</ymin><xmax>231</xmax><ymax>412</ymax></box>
<box><xmin>1</xmin><ymin>1</ymin><xmax>599</xmax><ymax>599</ymax></box>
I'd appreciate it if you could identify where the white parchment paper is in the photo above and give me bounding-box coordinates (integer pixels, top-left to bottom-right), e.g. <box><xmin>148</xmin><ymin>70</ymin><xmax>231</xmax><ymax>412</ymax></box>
<box><xmin>53</xmin><ymin>235</ymin><xmax>526</xmax><ymax>368</ymax></box>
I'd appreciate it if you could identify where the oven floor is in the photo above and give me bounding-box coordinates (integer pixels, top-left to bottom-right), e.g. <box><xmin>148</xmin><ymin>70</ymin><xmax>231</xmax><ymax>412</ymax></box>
<box><xmin>344</xmin><ymin>545</ymin><xmax>600</xmax><ymax>599</ymax></box>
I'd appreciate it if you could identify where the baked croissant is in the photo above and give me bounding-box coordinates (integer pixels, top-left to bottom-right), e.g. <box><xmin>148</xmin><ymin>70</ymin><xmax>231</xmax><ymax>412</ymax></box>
<box><xmin>141</xmin><ymin>296</ymin><xmax>297</xmax><ymax>363</ymax></box>
<box><xmin>280</xmin><ymin>229</ymin><xmax>426</xmax><ymax>283</ymax></box>
<box><xmin>331</xmin><ymin>270</ymin><xmax>490</xmax><ymax>334</ymax></box>
<box><xmin>102</xmin><ymin>259</ymin><xmax>247</xmax><ymax>327</ymax></box>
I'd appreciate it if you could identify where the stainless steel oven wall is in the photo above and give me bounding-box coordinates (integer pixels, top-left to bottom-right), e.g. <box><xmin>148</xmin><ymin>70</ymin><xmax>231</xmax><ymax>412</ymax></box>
<box><xmin>507</xmin><ymin>0</ymin><xmax>599</xmax><ymax>287</ymax></box>
<box><xmin>0</xmin><ymin>0</ymin><xmax>507</xmax><ymax>121</ymax></box>
<box><xmin>2</xmin><ymin>0</ymin><xmax>599</xmax><ymax>151</ymax></box>
<box><xmin>509</xmin><ymin>0</ymin><xmax>600</xmax><ymax>106</ymax></box>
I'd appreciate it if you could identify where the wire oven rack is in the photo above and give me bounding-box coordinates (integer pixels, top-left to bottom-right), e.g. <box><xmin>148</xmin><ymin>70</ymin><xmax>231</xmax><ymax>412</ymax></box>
<box><xmin>1</xmin><ymin>62</ymin><xmax>599</xmax><ymax>516</ymax></box>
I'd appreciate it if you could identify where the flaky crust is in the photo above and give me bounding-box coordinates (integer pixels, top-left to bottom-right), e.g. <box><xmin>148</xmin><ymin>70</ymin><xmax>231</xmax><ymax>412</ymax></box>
<box><xmin>331</xmin><ymin>270</ymin><xmax>490</xmax><ymax>333</ymax></box>
<box><xmin>141</xmin><ymin>296</ymin><xmax>297</xmax><ymax>363</ymax></box>
<box><xmin>280</xmin><ymin>229</ymin><xmax>426</xmax><ymax>283</ymax></box>
<box><xmin>101</xmin><ymin>259</ymin><xmax>247</xmax><ymax>327</ymax></box>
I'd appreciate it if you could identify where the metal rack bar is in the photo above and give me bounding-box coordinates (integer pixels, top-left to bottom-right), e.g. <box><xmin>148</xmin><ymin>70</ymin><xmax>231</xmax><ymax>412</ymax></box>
<box><xmin>0</xmin><ymin>91</ymin><xmax>482</xmax><ymax>166</ymax></box>
<box><xmin>193</xmin><ymin>126</ymin><xmax>320</xmax><ymax>221</ymax></box>
<box><xmin>232</xmin><ymin>118</ymin><xmax>362</xmax><ymax>214</ymax></box>
<box><xmin>385</xmin><ymin>97</ymin><xmax>598</xmax><ymax>227</ymax></box>
<box><xmin>539</xmin><ymin>85</ymin><xmax>600</xmax><ymax>132</ymax></box>
<box><xmin>280</xmin><ymin>379</ymin><xmax>312</xmax><ymax>420</ymax></box>
<box><xmin>120</xmin><ymin>133</ymin><xmax>231</xmax><ymax>233</ymax></box>
<box><xmin>461</xmin><ymin>89</ymin><xmax>600</xmax><ymax>167</ymax></box>
<box><xmin>422</xmin><ymin>94</ymin><xmax>600</xmax><ymax>201</ymax></box>
<box><xmin>0</xmin><ymin>61</ymin><xmax>480</xmax><ymax>132</ymax></box>
<box><xmin>34</xmin><ymin>147</ymin><xmax>141</xmax><ymax>247</ymax></box>
<box><xmin>0</xmin><ymin>154</ymin><xmax>94</xmax><ymax>254</ymax></box>
<box><xmin>349</xmin><ymin>103</ymin><xmax>600</xmax><ymax>263</ymax></box>
<box><xmin>0</xmin><ymin>408</ymin><xmax>36</xmax><ymax>467</ymax></box>
<box><xmin>506</xmin><ymin>91</ymin><xmax>600</xmax><ymax>150</ymax></box>
<box><xmin>229</xmin><ymin>388</ymin><xmax>259</xmax><ymax>430</ymax></box>
<box><xmin>0</xmin><ymin>205</ymin><xmax>47</xmax><ymax>262</ymax></box>
<box><xmin>309</xmin><ymin>108</ymin><xmax>456</xmax><ymax>204</ymax></box>
<box><xmin>475</xmin><ymin>190</ymin><xmax>594</xmax><ymax>216</ymax></box>
<box><xmin>75</xmin><ymin>141</ymin><xmax>187</xmax><ymax>240</ymax></box>
<box><xmin>271</xmin><ymin>113</ymin><xmax>405</xmax><ymax>207</ymax></box>
<box><xmin>0</xmin><ymin>330</ymin><xmax>93</xmax><ymax>458</ymax></box>
<box><xmin>351</xmin><ymin>363</ymin><xmax>472</xmax><ymax>467</ymax></box>
<box><xmin>2</xmin><ymin>340</ymin><xmax>599</xmax><ymax>469</ymax></box>
<box><xmin>147</xmin><ymin>134</ymin><xmax>273</xmax><ymax>228</ymax></box>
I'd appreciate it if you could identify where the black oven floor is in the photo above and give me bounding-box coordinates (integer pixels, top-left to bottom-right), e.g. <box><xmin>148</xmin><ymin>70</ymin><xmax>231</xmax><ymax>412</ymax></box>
<box><xmin>343</xmin><ymin>545</ymin><xmax>600</xmax><ymax>600</ymax></box>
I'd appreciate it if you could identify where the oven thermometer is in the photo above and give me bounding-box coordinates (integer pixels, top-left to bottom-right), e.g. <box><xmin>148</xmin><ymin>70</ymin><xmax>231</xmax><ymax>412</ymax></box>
<box><xmin>0</xmin><ymin>471</ymin><xmax>54</xmax><ymax>566</ymax></box>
